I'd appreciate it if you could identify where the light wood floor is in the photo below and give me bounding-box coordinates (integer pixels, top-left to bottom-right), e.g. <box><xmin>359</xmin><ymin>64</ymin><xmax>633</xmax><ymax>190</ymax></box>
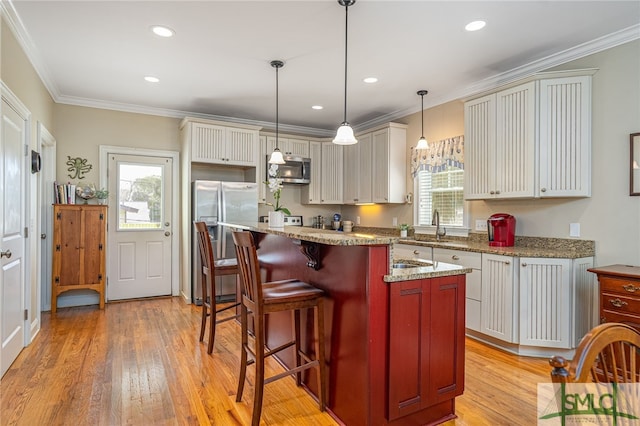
<box><xmin>1</xmin><ymin>297</ymin><xmax>552</xmax><ymax>425</ymax></box>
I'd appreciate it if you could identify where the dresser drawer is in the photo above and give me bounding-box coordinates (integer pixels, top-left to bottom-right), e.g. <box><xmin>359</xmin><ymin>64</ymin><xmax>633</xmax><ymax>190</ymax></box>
<box><xmin>601</xmin><ymin>292</ymin><xmax>640</xmax><ymax>316</ymax></box>
<box><xmin>599</xmin><ymin>276</ymin><xmax>640</xmax><ymax>296</ymax></box>
<box><xmin>600</xmin><ymin>310</ymin><xmax>640</xmax><ymax>332</ymax></box>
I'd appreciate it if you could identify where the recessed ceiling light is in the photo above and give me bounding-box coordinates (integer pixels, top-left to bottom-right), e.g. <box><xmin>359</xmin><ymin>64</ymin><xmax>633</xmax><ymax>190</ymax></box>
<box><xmin>465</xmin><ymin>20</ymin><xmax>486</xmax><ymax>32</ymax></box>
<box><xmin>144</xmin><ymin>76</ymin><xmax>160</xmax><ymax>83</ymax></box>
<box><xmin>312</xmin><ymin>105</ymin><xmax>323</xmax><ymax>110</ymax></box>
<box><xmin>151</xmin><ymin>25</ymin><xmax>175</xmax><ymax>37</ymax></box>
<box><xmin>363</xmin><ymin>77</ymin><xmax>378</xmax><ymax>84</ymax></box>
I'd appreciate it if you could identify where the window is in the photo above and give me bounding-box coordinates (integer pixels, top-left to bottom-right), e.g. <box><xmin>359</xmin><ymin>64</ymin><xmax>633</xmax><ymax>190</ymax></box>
<box><xmin>415</xmin><ymin>166</ymin><xmax>464</xmax><ymax>227</ymax></box>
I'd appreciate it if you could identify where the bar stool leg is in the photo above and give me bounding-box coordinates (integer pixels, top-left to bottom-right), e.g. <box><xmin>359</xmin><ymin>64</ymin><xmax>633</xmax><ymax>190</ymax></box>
<box><xmin>252</xmin><ymin>313</ymin><xmax>266</xmax><ymax>426</ymax></box>
<box><xmin>207</xmin><ymin>302</ymin><xmax>217</xmax><ymax>354</ymax></box>
<box><xmin>199</xmin><ymin>302</ymin><xmax>207</xmax><ymax>343</ymax></box>
<box><xmin>236</xmin><ymin>305</ymin><xmax>249</xmax><ymax>402</ymax></box>
<box><xmin>293</xmin><ymin>309</ymin><xmax>302</xmax><ymax>386</ymax></box>
<box><xmin>316</xmin><ymin>298</ymin><xmax>327</xmax><ymax>411</ymax></box>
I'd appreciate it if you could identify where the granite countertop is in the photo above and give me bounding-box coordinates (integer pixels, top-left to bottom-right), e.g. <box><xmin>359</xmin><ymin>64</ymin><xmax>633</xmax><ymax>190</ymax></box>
<box><xmin>384</xmin><ymin>259</ymin><xmax>472</xmax><ymax>283</ymax></box>
<box><xmin>395</xmin><ymin>238</ymin><xmax>594</xmax><ymax>259</ymax></box>
<box><xmin>218</xmin><ymin>221</ymin><xmax>399</xmax><ymax>246</ymax></box>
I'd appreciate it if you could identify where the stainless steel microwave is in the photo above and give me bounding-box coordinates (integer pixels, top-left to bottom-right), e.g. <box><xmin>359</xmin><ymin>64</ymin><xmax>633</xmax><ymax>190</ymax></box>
<box><xmin>265</xmin><ymin>155</ymin><xmax>311</xmax><ymax>184</ymax></box>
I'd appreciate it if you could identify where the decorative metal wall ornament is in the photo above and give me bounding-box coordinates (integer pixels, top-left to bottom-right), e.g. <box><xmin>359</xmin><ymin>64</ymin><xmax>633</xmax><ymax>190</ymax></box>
<box><xmin>66</xmin><ymin>156</ymin><xmax>92</xmax><ymax>179</ymax></box>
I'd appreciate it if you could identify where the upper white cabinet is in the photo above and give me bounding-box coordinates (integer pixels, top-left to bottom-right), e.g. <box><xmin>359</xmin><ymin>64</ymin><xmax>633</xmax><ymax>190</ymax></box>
<box><xmin>464</xmin><ymin>82</ymin><xmax>536</xmax><ymax>199</ymax></box>
<box><xmin>183</xmin><ymin>119</ymin><xmax>260</xmax><ymax>167</ymax></box>
<box><xmin>320</xmin><ymin>143</ymin><xmax>344</xmax><ymax>204</ymax></box>
<box><xmin>464</xmin><ymin>73</ymin><xmax>593</xmax><ymax>200</ymax></box>
<box><xmin>258</xmin><ymin>135</ymin><xmax>268</xmax><ymax>203</ymax></box>
<box><xmin>343</xmin><ymin>132</ymin><xmax>373</xmax><ymax>204</ymax></box>
<box><xmin>371</xmin><ymin>123</ymin><xmax>407</xmax><ymax>203</ymax></box>
<box><xmin>301</xmin><ymin>141</ymin><xmax>324</xmax><ymax>204</ymax></box>
<box><xmin>538</xmin><ymin>76</ymin><xmax>592</xmax><ymax>197</ymax></box>
<box><xmin>265</xmin><ymin>136</ymin><xmax>310</xmax><ymax>157</ymax></box>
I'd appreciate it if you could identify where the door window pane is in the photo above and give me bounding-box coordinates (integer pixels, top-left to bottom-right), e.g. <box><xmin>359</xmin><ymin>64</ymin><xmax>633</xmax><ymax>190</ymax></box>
<box><xmin>118</xmin><ymin>163</ymin><xmax>163</xmax><ymax>230</ymax></box>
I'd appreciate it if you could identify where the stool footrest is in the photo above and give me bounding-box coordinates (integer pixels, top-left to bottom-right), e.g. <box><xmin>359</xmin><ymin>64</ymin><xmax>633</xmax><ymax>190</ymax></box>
<box><xmin>264</xmin><ymin>360</ymin><xmax>320</xmax><ymax>385</ymax></box>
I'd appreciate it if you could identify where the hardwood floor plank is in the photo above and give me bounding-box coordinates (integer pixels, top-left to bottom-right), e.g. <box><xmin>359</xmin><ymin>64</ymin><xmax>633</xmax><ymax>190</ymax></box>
<box><xmin>1</xmin><ymin>298</ymin><xmax>552</xmax><ymax>425</ymax></box>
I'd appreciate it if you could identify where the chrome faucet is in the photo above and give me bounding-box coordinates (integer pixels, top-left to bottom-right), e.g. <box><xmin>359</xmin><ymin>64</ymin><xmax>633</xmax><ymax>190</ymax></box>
<box><xmin>432</xmin><ymin>209</ymin><xmax>447</xmax><ymax>241</ymax></box>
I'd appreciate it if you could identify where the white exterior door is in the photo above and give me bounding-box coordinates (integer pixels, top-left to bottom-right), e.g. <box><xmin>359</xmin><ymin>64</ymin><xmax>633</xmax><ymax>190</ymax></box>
<box><xmin>107</xmin><ymin>154</ymin><xmax>172</xmax><ymax>300</ymax></box>
<box><xmin>1</xmin><ymin>90</ymin><xmax>28</xmax><ymax>377</ymax></box>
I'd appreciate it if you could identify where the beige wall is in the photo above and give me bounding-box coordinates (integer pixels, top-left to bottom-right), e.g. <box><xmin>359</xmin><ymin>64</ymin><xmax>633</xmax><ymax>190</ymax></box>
<box><xmin>2</xmin><ymin>17</ymin><xmax>55</xmax><ymax>330</ymax></box>
<box><xmin>53</xmin><ymin>105</ymin><xmax>181</xmax><ymax>184</ymax></box>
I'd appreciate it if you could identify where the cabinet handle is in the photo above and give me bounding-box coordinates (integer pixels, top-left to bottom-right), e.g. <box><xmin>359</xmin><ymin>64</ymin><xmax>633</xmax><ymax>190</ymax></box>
<box><xmin>609</xmin><ymin>298</ymin><xmax>628</xmax><ymax>308</ymax></box>
<box><xmin>451</xmin><ymin>255</ymin><xmax>460</xmax><ymax>261</ymax></box>
<box><xmin>622</xmin><ymin>284</ymin><xmax>640</xmax><ymax>293</ymax></box>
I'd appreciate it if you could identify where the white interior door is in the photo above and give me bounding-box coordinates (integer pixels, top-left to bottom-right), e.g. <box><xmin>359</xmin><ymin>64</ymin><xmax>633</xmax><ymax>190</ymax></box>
<box><xmin>1</xmin><ymin>92</ymin><xmax>28</xmax><ymax>377</ymax></box>
<box><xmin>107</xmin><ymin>154</ymin><xmax>172</xmax><ymax>300</ymax></box>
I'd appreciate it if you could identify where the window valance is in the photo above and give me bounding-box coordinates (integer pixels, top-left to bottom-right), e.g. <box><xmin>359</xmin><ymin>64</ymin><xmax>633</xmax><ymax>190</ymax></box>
<box><xmin>411</xmin><ymin>135</ymin><xmax>464</xmax><ymax>177</ymax></box>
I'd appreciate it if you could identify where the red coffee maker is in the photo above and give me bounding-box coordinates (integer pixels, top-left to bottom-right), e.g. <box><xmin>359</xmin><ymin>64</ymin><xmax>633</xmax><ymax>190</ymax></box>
<box><xmin>487</xmin><ymin>213</ymin><xmax>516</xmax><ymax>247</ymax></box>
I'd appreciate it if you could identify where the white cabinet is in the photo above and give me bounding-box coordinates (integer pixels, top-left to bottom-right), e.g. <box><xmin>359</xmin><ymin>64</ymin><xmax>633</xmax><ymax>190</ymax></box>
<box><xmin>372</xmin><ymin>124</ymin><xmax>407</xmax><ymax>203</ymax></box>
<box><xmin>464</xmin><ymin>74</ymin><xmax>592</xmax><ymax>200</ymax></box>
<box><xmin>266</xmin><ymin>136</ymin><xmax>310</xmax><ymax>157</ymax></box>
<box><xmin>343</xmin><ymin>133</ymin><xmax>372</xmax><ymax>204</ymax></box>
<box><xmin>301</xmin><ymin>141</ymin><xmax>322</xmax><ymax>204</ymax></box>
<box><xmin>189</xmin><ymin>121</ymin><xmax>259</xmax><ymax>166</ymax></box>
<box><xmin>434</xmin><ymin>248</ymin><xmax>482</xmax><ymax>332</ymax></box>
<box><xmin>519</xmin><ymin>256</ymin><xmax>595</xmax><ymax>349</ymax></box>
<box><xmin>257</xmin><ymin>135</ymin><xmax>268</xmax><ymax>203</ymax></box>
<box><xmin>464</xmin><ymin>82</ymin><xmax>536</xmax><ymax>199</ymax></box>
<box><xmin>481</xmin><ymin>254</ymin><xmax>518</xmax><ymax>343</ymax></box>
<box><xmin>538</xmin><ymin>76</ymin><xmax>592</xmax><ymax>197</ymax></box>
<box><xmin>393</xmin><ymin>243</ymin><xmax>431</xmax><ymax>261</ymax></box>
<box><xmin>320</xmin><ymin>143</ymin><xmax>343</xmax><ymax>204</ymax></box>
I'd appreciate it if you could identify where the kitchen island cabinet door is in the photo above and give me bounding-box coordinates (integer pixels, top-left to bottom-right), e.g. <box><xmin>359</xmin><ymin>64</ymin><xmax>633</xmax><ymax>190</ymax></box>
<box><xmin>388</xmin><ymin>275</ymin><xmax>465</xmax><ymax>421</ymax></box>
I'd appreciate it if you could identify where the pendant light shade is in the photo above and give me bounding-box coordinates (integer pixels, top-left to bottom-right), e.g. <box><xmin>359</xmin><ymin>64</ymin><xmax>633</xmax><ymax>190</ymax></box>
<box><xmin>333</xmin><ymin>0</ymin><xmax>357</xmax><ymax>145</ymax></box>
<box><xmin>416</xmin><ymin>90</ymin><xmax>429</xmax><ymax>150</ymax></box>
<box><xmin>269</xmin><ymin>60</ymin><xmax>286</xmax><ymax>165</ymax></box>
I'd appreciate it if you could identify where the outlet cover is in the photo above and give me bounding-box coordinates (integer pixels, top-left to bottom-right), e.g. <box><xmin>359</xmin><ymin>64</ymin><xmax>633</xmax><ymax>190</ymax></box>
<box><xmin>570</xmin><ymin>223</ymin><xmax>580</xmax><ymax>237</ymax></box>
<box><xmin>475</xmin><ymin>219</ymin><xmax>488</xmax><ymax>231</ymax></box>
<box><xmin>392</xmin><ymin>217</ymin><xmax>398</xmax><ymax>226</ymax></box>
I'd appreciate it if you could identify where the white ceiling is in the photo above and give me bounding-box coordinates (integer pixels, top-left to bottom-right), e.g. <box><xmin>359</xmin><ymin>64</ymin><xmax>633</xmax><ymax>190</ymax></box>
<box><xmin>4</xmin><ymin>0</ymin><xmax>640</xmax><ymax>136</ymax></box>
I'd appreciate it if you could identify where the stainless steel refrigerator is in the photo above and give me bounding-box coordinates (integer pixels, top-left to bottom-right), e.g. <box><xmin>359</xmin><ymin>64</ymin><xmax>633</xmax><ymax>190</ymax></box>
<box><xmin>192</xmin><ymin>180</ymin><xmax>258</xmax><ymax>303</ymax></box>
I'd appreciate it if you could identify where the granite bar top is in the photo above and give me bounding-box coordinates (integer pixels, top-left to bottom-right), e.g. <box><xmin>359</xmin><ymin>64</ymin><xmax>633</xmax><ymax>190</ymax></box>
<box><xmin>218</xmin><ymin>221</ymin><xmax>398</xmax><ymax>246</ymax></box>
<box><xmin>384</xmin><ymin>260</ymin><xmax>471</xmax><ymax>283</ymax></box>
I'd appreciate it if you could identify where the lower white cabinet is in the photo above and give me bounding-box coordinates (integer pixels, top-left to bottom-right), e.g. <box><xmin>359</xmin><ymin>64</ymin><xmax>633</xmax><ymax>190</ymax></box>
<box><xmin>481</xmin><ymin>254</ymin><xmax>518</xmax><ymax>343</ymax></box>
<box><xmin>433</xmin><ymin>248</ymin><xmax>482</xmax><ymax>332</ymax></box>
<box><xmin>519</xmin><ymin>256</ymin><xmax>595</xmax><ymax>349</ymax></box>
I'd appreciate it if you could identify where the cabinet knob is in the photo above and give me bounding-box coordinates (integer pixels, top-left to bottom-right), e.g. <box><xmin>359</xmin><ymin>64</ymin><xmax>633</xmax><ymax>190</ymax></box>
<box><xmin>504</xmin><ymin>260</ymin><xmax>511</xmax><ymax>265</ymax></box>
<box><xmin>521</xmin><ymin>263</ymin><xmax>527</xmax><ymax>267</ymax></box>
<box><xmin>0</xmin><ymin>249</ymin><xmax>12</xmax><ymax>259</ymax></box>
<box><xmin>490</xmin><ymin>190</ymin><xmax>495</xmax><ymax>195</ymax></box>
<box><xmin>622</xmin><ymin>284</ymin><xmax>639</xmax><ymax>293</ymax></box>
<box><xmin>452</xmin><ymin>255</ymin><xmax>460</xmax><ymax>261</ymax></box>
<box><xmin>609</xmin><ymin>298</ymin><xmax>628</xmax><ymax>308</ymax></box>
<box><xmin>413</xmin><ymin>250</ymin><xmax>420</xmax><ymax>256</ymax></box>
<box><xmin>164</xmin><ymin>231</ymin><xmax>171</xmax><ymax>237</ymax></box>
<box><xmin>495</xmin><ymin>190</ymin><xmax>501</xmax><ymax>194</ymax></box>
<box><xmin>541</xmin><ymin>188</ymin><xmax>547</xmax><ymax>192</ymax></box>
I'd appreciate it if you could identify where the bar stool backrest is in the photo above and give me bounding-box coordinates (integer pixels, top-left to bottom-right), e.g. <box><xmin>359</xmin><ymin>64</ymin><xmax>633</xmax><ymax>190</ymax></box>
<box><xmin>232</xmin><ymin>231</ymin><xmax>262</xmax><ymax>313</ymax></box>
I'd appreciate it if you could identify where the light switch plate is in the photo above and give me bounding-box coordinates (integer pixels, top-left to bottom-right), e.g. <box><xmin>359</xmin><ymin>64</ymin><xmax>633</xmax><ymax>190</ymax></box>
<box><xmin>392</xmin><ymin>217</ymin><xmax>398</xmax><ymax>226</ymax></box>
<box><xmin>570</xmin><ymin>223</ymin><xmax>580</xmax><ymax>237</ymax></box>
<box><xmin>475</xmin><ymin>219</ymin><xmax>488</xmax><ymax>231</ymax></box>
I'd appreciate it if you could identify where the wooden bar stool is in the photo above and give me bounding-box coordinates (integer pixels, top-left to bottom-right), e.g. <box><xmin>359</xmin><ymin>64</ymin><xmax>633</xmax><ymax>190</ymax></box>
<box><xmin>231</xmin><ymin>231</ymin><xmax>327</xmax><ymax>426</ymax></box>
<box><xmin>194</xmin><ymin>221</ymin><xmax>240</xmax><ymax>354</ymax></box>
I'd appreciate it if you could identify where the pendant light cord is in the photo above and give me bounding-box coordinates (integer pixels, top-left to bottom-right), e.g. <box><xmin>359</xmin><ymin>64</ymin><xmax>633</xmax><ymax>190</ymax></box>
<box><xmin>343</xmin><ymin>3</ymin><xmax>349</xmax><ymax>123</ymax></box>
<box><xmin>421</xmin><ymin>93</ymin><xmax>424</xmax><ymax>138</ymax></box>
<box><xmin>276</xmin><ymin>64</ymin><xmax>279</xmax><ymax>149</ymax></box>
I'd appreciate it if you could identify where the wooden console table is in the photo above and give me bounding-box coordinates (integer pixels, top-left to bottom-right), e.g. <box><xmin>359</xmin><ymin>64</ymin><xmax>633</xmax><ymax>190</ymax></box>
<box><xmin>588</xmin><ymin>264</ymin><xmax>640</xmax><ymax>332</ymax></box>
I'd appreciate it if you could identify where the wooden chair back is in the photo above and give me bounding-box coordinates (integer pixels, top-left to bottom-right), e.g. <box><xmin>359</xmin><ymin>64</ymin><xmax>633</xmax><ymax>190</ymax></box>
<box><xmin>231</xmin><ymin>231</ymin><xmax>263</xmax><ymax>313</ymax></box>
<box><xmin>550</xmin><ymin>322</ymin><xmax>640</xmax><ymax>383</ymax></box>
<box><xmin>194</xmin><ymin>221</ymin><xmax>216</xmax><ymax>303</ymax></box>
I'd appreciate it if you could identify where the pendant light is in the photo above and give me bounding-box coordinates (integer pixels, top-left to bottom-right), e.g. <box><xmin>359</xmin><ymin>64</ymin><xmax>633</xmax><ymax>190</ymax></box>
<box><xmin>268</xmin><ymin>60</ymin><xmax>286</xmax><ymax>164</ymax></box>
<box><xmin>416</xmin><ymin>90</ymin><xmax>429</xmax><ymax>150</ymax></box>
<box><xmin>333</xmin><ymin>0</ymin><xmax>357</xmax><ymax>145</ymax></box>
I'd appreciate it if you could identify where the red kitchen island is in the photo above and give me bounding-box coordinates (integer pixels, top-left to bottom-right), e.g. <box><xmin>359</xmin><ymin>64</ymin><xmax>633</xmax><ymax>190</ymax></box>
<box><xmin>220</xmin><ymin>222</ymin><xmax>470</xmax><ymax>426</ymax></box>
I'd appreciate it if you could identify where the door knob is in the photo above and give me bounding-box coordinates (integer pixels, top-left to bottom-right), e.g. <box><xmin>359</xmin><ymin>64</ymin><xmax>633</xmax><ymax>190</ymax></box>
<box><xmin>1</xmin><ymin>249</ymin><xmax>12</xmax><ymax>259</ymax></box>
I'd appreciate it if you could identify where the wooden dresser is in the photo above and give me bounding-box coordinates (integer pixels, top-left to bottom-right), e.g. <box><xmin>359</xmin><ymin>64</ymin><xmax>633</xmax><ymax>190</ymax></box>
<box><xmin>588</xmin><ymin>264</ymin><xmax>640</xmax><ymax>332</ymax></box>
